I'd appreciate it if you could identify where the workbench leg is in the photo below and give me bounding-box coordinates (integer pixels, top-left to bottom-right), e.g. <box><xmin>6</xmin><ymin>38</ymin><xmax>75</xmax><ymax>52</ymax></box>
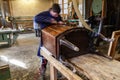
<box><xmin>50</xmin><ymin>64</ymin><xmax>57</xmax><ymax>80</ymax></box>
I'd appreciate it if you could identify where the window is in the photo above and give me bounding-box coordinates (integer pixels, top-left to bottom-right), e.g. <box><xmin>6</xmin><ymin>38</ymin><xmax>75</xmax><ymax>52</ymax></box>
<box><xmin>58</xmin><ymin>0</ymin><xmax>68</xmax><ymax>15</ymax></box>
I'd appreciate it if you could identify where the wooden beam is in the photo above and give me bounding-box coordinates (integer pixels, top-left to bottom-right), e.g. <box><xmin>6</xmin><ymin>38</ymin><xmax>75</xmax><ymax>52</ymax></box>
<box><xmin>50</xmin><ymin>64</ymin><xmax>57</xmax><ymax>80</ymax></box>
<box><xmin>41</xmin><ymin>49</ymin><xmax>82</xmax><ymax>80</ymax></box>
<box><xmin>0</xmin><ymin>0</ymin><xmax>5</xmax><ymax>19</ymax></box>
<box><xmin>108</xmin><ymin>30</ymin><xmax>120</xmax><ymax>59</ymax></box>
<box><xmin>7</xmin><ymin>0</ymin><xmax>11</xmax><ymax>16</ymax></box>
<box><xmin>102</xmin><ymin>0</ymin><xmax>105</xmax><ymax>18</ymax></box>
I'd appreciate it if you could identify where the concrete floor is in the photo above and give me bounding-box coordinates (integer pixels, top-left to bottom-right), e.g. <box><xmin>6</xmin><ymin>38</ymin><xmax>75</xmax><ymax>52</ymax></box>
<box><xmin>0</xmin><ymin>33</ymin><xmax>50</xmax><ymax>80</ymax></box>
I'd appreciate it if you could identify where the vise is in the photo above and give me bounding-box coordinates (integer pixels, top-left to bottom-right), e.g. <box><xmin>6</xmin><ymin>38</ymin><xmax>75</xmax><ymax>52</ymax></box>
<box><xmin>42</xmin><ymin>25</ymin><xmax>91</xmax><ymax>59</ymax></box>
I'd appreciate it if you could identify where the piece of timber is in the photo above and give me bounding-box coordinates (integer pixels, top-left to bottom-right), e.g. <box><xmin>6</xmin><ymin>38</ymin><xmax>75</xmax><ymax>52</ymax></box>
<box><xmin>40</xmin><ymin>49</ymin><xmax>83</xmax><ymax>80</ymax></box>
<box><xmin>68</xmin><ymin>53</ymin><xmax>120</xmax><ymax>80</ymax></box>
<box><xmin>108</xmin><ymin>30</ymin><xmax>120</xmax><ymax>58</ymax></box>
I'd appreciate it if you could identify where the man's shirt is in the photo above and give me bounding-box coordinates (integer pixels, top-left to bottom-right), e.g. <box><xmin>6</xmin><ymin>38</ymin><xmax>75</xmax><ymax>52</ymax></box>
<box><xmin>34</xmin><ymin>10</ymin><xmax>62</xmax><ymax>29</ymax></box>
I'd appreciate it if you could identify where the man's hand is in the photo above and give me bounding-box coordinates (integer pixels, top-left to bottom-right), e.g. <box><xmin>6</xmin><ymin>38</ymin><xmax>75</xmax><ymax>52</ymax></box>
<box><xmin>51</xmin><ymin>19</ymin><xmax>64</xmax><ymax>25</ymax></box>
<box><xmin>58</xmin><ymin>21</ymin><xmax>64</xmax><ymax>25</ymax></box>
<box><xmin>51</xmin><ymin>18</ymin><xmax>57</xmax><ymax>24</ymax></box>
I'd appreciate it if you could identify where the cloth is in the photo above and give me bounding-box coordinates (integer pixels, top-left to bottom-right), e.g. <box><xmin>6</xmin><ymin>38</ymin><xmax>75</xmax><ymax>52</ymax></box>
<box><xmin>33</xmin><ymin>20</ymin><xmax>40</xmax><ymax>30</ymax></box>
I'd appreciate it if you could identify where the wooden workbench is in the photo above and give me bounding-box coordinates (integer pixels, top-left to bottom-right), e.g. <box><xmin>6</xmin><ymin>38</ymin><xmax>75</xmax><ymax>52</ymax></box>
<box><xmin>0</xmin><ymin>30</ymin><xmax>19</xmax><ymax>46</ymax></box>
<box><xmin>41</xmin><ymin>48</ymin><xmax>120</xmax><ymax>80</ymax></box>
<box><xmin>68</xmin><ymin>54</ymin><xmax>120</xmax><ymax>80</ymax></box>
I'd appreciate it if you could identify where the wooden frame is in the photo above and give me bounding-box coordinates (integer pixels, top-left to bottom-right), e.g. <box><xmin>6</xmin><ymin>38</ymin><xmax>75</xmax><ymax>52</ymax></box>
<box><xmin>41</xmin><ymin>48</ymin><xmax>82</xmax><ymax>80</ymax></box>
<box><xmin>41</xmin><ymin>46</ymin><xmax>120</xmax><ymax>80</ymax></box>
<box><xmin>108</xmin><ymin>30</ymin><xmax>120</xmax><ymax>59</ymax></box>
<box><xmin>58</xmin><ymin>0</ymin><xmax>69</xmax><ymax>18</ymax></box>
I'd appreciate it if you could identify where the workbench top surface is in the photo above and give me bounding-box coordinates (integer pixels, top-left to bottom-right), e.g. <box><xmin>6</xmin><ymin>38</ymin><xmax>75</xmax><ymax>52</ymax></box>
<box><xmin>69</xmin><ymin>54</ymin><xmax>120</xmax><ymax>80</ymax></box>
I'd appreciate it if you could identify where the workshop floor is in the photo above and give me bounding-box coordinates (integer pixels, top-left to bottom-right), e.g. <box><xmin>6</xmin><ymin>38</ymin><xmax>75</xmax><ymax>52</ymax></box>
<box><xmin>0</xmin><ymin>33</ymin><xmax>50</xmax><ymax>80</ymax></box>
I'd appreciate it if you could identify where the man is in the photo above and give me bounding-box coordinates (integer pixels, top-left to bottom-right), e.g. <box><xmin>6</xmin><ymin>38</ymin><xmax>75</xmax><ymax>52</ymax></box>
<box><xmin>34</xmin><ymin>3</ymin><xmax>63</xmax><ymax>75</ymax></box>
<box><xmin>34</xmin><ymin>3</ymin><xmax>63</xmax><ymax>29</ymax></box>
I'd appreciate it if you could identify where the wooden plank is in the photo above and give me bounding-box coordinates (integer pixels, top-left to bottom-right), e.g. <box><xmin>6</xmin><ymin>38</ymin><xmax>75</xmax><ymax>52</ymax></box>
<box><xmin>0</xmin><ymin>42</ymin><xmax>8</xmax><ymax>45</ymax></box>
<box><xmin>50</xmin><ymin>64</ymin><xmax>57</xmax><ymax>80</ymax></box>
<box><xmin>40</xmin><ymin>49</ymin><xmax>82</xmax><ymax>80</ymax></box>
<box><xmin>102</xmin><ymin>0</ymin><xmax>105</xmax><ymax>18</ymax></box>
<box><xmin>69</xmin><ymin>54</ymin><xmax>120</xmax><ymax>80</ymax></box>
<box><xmin>108</xmin><ymin>30</ymin><xmax>120</xmax><ymax>58</ymax></box>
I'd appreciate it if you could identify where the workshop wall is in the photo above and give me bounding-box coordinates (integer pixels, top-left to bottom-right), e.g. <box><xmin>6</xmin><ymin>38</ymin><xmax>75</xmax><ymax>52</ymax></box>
<box><xmin>79</xmin><ymin>0</ymin><xmax>82</xmax><ymax>4</ymax></box>
<box><xmin>9</xmin><ymin>0</ymin><xmax>53</xmax><ymax>17</ymax></box>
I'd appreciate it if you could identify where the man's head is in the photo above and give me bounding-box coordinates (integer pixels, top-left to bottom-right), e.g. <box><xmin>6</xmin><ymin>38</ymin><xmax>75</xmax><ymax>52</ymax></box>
<box><xmin>50</xmin><ymin>3</ymin><xmax>61</xmax><ymax>17</ymax></box>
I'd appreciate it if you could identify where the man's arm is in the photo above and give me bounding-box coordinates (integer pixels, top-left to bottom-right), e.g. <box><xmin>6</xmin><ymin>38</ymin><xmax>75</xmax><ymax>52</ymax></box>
<box><xmin>35</xmin><ymin>11</ymin><xmax>51</xmax><ymax>24</ymax></box>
